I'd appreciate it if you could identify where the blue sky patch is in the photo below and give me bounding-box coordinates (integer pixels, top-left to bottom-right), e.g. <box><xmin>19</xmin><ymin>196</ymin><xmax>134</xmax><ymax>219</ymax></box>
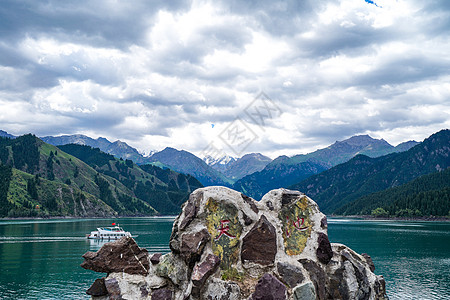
<box><xmin>364</xmin><ymin>0</ymin><xmax>381</xmax><ymax>7</ymax></box>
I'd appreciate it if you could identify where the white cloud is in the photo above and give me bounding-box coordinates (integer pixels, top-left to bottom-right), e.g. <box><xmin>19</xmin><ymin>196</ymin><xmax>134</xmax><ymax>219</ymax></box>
<box><xmin>0</xmin><ymin>0</ymin><xmax>449</xmax><ymax>158</ymax></box>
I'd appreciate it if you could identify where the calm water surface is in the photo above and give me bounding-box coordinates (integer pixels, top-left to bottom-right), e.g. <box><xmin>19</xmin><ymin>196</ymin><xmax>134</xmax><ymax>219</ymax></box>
<box><xmin>0</xmin><ymin>217</ymin><xmax>448</xmax><ymax>299</ymax></box>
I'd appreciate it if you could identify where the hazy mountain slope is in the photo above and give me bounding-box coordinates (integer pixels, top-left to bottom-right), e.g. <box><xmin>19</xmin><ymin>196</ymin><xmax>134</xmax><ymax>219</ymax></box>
<box><xmin>41</xmin><ymin>134</ymin><xmax>150</xmax><ymax>164</ymax></box>
<box><xmin>280</xmin><ymin>134</ymin><xmax>418</xmax><ymax>168</ymax></box>
<box><xmin>335</xmin><ymin>168</ymin><xmax>450</xmax><ymax>217</ymax></box>
<box><xmin>148</xmin><ymin>147</ymin><xmax>231</xmax><ymax>186</ymax></box>
<box><xmin>233</xmin><ymin>160</ymin><xmax>328</xmax><ymax>200</ymax></box>
<box><xmin>289</xmin><ymin>129</ymin><xmax>450</xmax><ymax>214</ymax></box>
<box><xmin>222</xmin><ymin>153</ymin><xmax>272</xmax><ymax>181</ymax></box>
<box><xmin>0</xmin><ymin>130</ymin><xmax>15</xmax><ymax>139</ymax></box>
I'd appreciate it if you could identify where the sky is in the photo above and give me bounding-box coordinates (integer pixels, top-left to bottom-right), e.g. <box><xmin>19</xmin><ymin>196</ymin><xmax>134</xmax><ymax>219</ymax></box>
<box><xmin>0</xmin><ymin>0</ymin><xmax>449</xmax><ymax>159</ymax></box>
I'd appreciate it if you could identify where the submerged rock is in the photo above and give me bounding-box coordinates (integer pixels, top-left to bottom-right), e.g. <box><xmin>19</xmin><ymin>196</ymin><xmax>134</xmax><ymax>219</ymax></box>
<box><xmin>82</xmin><ymin>187</ymin><xmax>388</xmax><ymax>300</ymax></box>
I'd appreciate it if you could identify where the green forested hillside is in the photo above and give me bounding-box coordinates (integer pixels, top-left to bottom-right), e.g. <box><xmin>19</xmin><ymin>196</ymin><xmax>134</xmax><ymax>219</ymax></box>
<box><xmin>58</xmin><ymin>144</ymin><xmax>203</xmax><ymax>215</ymax></box>
<box><xmin>335</xmin><ymin>168</ymin><xmax>450</xmax><ymax>217</ymax></box>
<box><xmin>0</xmin><ymin>135</ymin><xmax>201</xmax><ymax>218</ymax></box>
<box><xmin>0</xmin><ymin>135</ymin><xmax>157</xmax><ymax>217</ymax></box>
<box><xmin>290</xmin><ymin>129</ymin><xmax>450</xmax><ymax>214</ymax></box>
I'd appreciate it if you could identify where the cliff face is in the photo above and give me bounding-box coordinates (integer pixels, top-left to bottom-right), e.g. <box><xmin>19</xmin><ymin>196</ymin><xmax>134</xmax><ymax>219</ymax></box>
<box><xmin>81</xmin><ymin>187</ymin><xmax>388</xmax><ymax>300</ymax></box>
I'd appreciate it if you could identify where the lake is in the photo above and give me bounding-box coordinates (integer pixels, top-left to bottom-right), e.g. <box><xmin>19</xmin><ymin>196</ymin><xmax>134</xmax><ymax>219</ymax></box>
<box><xmin>0</xmin><ymin>217</ymin><xmax>448</xmax><ymax>299</ymax></box>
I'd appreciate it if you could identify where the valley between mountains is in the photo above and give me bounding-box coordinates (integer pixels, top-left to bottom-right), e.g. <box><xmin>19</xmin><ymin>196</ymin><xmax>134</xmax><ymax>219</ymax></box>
<box><xmin>0</xmin><ymin>129</ymin><xmax>448</xmax><ymax>218</ymax></box>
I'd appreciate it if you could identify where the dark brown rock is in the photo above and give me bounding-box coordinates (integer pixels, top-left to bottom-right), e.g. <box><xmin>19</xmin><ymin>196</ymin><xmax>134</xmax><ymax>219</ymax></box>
<box><xmin>191</xmin><ymin>254</ymin><xmax>221</xmax><ymax>297</ymax></box>
<box><xmin>152</xmin><ymin>287</ymin><xmax>173</xmax><ymax>300</ymax></box>
<box><xmin>241</xmin><ymin>193</ymin><xmax>259</xmax><ymax>213</ymax></box>
<box><xmin>266</xmin><ymin>200</ymin><xmax>274</xmax><ymax>211</ymax></box>
<box><xmin>105</xmin><ymin>278</ymin><xmax>123</xmax><ymax>300</ymax></box>
<box><xmin>86</xmin><ymin>277</ymin><xmax>108</xmax><ymax>296</ymax></box>
<box><xmin>180</xmin><ymin>228</ymin><xmax>210</xmax><ymax>268</ymax></box>
<box><xmin>251</xmin><ymin>273</ymin><xmax>287</xmax><ymax>300</ymax></box>
<box><xmin>299</xmin><ymin>259</ymin><xmax>328</xmax><ymax>300</ymax></box>
<box><xmin>81</xmin><ymin>237</ymin><xmax>149</xmax><ymax>275</ymax></box>
<box><xmin>320</xmin><ymin>216</ymin><xmax>327</xmax><ymax>229</ymax></box>
<box><xmin>241</xmin><ymin>215</ymin><xmax>277</xmax><ymax>266</ymax></box>
<box><xmin>316</xmin><ymin>233</ymin><xmax>333</xmax><ymax>265</ymax></box>
<box><xmin>362</xmin><ymin>253</ymin><xmax>375</xmax><ymax>272</ymax></box>
<box><xmin>281</xmin><ymin>191</ymin><xmax>302</xmax><ymax>206</ymax></box>
<box><xmin>277</xmin><ymin>262</ymin><xmax>304</xmax><ymax>288</ymax></box>
<box><xmin>180</xmin><ymin>191</ymin><xmax>203</xmax><ymax>230</ymax></box>
<box><xmin>151</xmin><ymin>253</ymin><xmax>163</xmax><ymax>265</ymax></box>
<box><xmin>243</xmin><ymin>212</ymin><xmax>253</xmax><ymax>226</ymax></box>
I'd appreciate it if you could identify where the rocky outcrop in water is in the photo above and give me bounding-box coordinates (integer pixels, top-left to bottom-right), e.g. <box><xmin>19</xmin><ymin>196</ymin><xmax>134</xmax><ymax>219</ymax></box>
<box><xmin>82</xmin><ymin>187</ymin><xmax>388</xmax><ymax>299</ymax></box>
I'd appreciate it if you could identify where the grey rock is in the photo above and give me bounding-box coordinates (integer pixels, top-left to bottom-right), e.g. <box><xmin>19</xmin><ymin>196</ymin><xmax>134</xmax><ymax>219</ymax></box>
<box><xmin>293</xmin><ymin>281</ymin><xmax>316</xmax><ymax>300</ymax></box>
<box><xmin>203</xmin><ymin>278</ymin><xmax>240</xmax><ymax>300</ymax></box>
<box><xmin>277</xmin><ymin>262</ymin><xmax>304</xmax><ymax>288</ymax></box>
<box><xmin>299</xmin><ymin>259</ymin><xmax>328</xmax><ymax>300</ymax></box>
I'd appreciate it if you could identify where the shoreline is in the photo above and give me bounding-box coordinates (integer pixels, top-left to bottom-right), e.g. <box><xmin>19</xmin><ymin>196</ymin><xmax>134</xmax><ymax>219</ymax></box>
<box><xmin>2</xmin><ymin>215</ymin><xmax>449</xmax><ymax>222</ymax></box>
<box><xmin>329</xmin><ymin>215</ymin><xmax>450</xmax><ymax>222</ymax></box>
<box><xmin>0</xmin><ymin>215</ymin><xmax>177</xmax><ymax>221</ymax></box>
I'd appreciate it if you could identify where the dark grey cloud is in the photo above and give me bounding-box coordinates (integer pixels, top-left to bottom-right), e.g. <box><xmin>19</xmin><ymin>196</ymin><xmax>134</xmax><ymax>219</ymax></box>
<box><xmin>0</xmin><ymin>0</ymin><xmax>449</xmax><ymax>157</ymax></box>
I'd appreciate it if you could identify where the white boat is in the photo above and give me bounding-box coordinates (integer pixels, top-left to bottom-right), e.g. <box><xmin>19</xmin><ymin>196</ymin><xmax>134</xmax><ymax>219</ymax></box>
<box><xmin>86</xmin><ymin>224</ymin><xmax>133</xmax><ymax>240</ymax></box>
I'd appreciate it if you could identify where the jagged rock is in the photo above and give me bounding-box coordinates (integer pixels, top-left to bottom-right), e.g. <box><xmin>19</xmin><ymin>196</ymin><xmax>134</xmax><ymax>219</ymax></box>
<box><xmin>104</xmin><ymin>278</ymin><xmax>122</xmax><ymax>299</ymax></box>
<box><xmin>151</xmin><ymin>253</ymin><xmax>163</xmax><ymax>265</ymax></box>
<box><xmin>191</xmin><ymin>254</ymin><xmax>221</xmax><ymax>297</ymax></box>
<box><xmin>81</xmin><ymin>237</ymin><xmax>149</xmax><ymax>275</ymax></box>
<box><xmin>180</xmin><ymin>228</ymin><xmax>210</xmax><ymax>267</ymax></box>
<box><xmin>362</xmin><ymin>253</ymin><xmax>375</xmax><ymax>272</ymax></box>
<box><xmin>86</xmin><ymin>278</ymin><xmax>108</xmax><ymax>296</ymax></box>
<box><xmin>277</xmin><ymin>262</ymin><xmax>304</xmax><ymax>288</ymax></box>
<box><xmin>326</xmin><ymin>244</ymin><xmax>387</xmax><ymax>300</ymax></box>
<box><xmin>316</xmin><ymin>232</ymin><xmax>333</xmax><ymax>264</ymax></box>
<box><xmin>292</xmin><ymin>282</ymin><xmax>316</xmax><ymax>300</ymax></box>
<box><xmin>299</xmin><ymin>259</ymin><xmax>329</xmax><ymax>300</ymax></box>
<box><xmin>241</xmin><ymin>215</ymin><xmax>277</xmax><ymax>266</ymax></box>
<box><xmin>250</xmin><ymin>273</ymin><xmax>287</xmax><ymax>300</ymax></box>
<box><xmin>155</xmin><ymin>253</ymin><xmax>188</xmax><ymax>286</ymax></box>
<box><xmin>180</xmin><ymin>191</ymin><xmax>203</xmax><ymax>230</ymax></box>
<box><xmin>151</xmin><ymin>288</ymin><xmax>173</xmax><ymax>300</ymax></box>
<box><xmin>203</xmin><ymin>278</ymin><xmax>241</xmax><ymax>300</ymax></box>
<box><xmin>84</xmin><ymin>187</ymin><xmax>388</xmax><ymax>300</ymax></box>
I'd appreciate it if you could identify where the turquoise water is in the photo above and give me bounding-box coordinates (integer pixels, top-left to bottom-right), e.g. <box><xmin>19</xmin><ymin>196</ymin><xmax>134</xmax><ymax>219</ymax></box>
<box><xmin>0</xmin><ymin>217</ymin><xmax>448</xmax><ymax>299</ymax></box>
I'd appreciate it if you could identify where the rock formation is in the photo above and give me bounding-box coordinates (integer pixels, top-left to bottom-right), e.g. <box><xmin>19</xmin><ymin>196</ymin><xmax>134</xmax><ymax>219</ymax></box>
<box><xmin>81</xmin><ymin>187</ymin><xmax>388</xmax><ymax>300</ymax></box>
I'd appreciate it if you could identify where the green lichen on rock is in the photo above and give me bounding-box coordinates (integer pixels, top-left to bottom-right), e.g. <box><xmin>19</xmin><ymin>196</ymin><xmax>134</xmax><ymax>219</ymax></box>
<box><xmin>205</xmin><ymin>197</ymin><xmax>243</xmax><ymax>269</ymax></box>
<box><xmin>279</xmin><ymin>195</ymin><xmax>313</xmax><ymax>255</ymax></box>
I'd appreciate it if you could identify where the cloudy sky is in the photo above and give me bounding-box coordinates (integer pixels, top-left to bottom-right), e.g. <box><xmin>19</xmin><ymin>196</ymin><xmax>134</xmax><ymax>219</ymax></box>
<box><xmin>0</xmin><ymin>0</ymin><xmax>449</xmax><ymax>158</ymax></box>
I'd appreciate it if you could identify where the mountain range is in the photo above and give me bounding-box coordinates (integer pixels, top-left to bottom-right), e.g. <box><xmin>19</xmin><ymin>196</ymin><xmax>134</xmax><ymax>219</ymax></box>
<box><xmin>0</xmin><ymin>135</ymin><xmax>202</xmax><ymax>218</ymax></box>
<box><xmin>233</xmin><ymin>135</ymin><xmax>419</xmax><ymax>199</ymax></box>
<box><xmin>290</xmin><ymin>129</ymin><xmax>450</xmax><ymax>214</ymax></box>
<box><xmin>2</xmin><ymin>129</ymin><xmax>447</xmax><ymax>219</ymax></box>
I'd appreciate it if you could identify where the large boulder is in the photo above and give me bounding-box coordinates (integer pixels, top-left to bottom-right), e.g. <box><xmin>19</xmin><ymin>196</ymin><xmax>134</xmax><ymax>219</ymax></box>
<box><xmin>82</xmin><ymin>187</ymin><xmax>388</xmax><ymax>300</ymax></box>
